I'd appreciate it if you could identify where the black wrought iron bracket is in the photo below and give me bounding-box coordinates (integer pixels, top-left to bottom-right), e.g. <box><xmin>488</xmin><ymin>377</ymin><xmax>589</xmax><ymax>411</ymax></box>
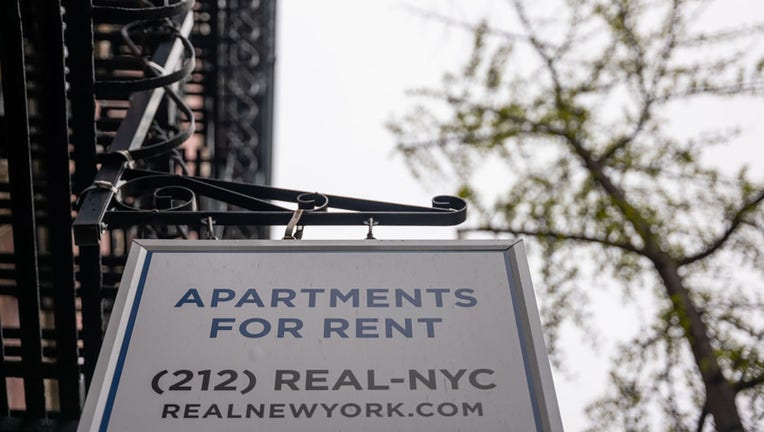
<box><xmin>73</xmin><ymin>168</ymin><xmax>466</xmax><ymax>245</ymax></box>
<box><xmin>72</xmin><ymin>6</ymin><xmax>466</xmax><ymax>246</ymax></box>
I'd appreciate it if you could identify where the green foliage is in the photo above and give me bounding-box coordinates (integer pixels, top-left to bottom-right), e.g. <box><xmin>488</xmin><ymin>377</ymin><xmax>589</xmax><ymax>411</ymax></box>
<box><xmin>391</xmin><ymin>0</ymin><xmax>764</xmax><ymax>430</ymax></box>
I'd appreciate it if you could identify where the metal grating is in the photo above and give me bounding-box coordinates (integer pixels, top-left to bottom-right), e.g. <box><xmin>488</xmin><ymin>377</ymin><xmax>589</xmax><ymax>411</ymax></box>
<box><xmin>0</xmin><ymin>0</ymin><xmax>276</xmax><ymax>427</ymax></box>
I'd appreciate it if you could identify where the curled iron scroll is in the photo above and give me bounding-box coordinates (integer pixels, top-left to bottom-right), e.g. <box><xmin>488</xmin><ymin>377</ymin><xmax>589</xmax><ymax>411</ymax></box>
<box><xmin>93</xmin><ymin>0</ymin><xmax>195</xmax><ymax>24</ymax></box>
<box><xmin>432</xmin><ymin>195</ymin><xmax>468</xmax><ymax>212</ymax></box>
<box><xmin>114</xmin><ymin>174</ymin><xmax>286</xmax><ymax>213</ymax></box>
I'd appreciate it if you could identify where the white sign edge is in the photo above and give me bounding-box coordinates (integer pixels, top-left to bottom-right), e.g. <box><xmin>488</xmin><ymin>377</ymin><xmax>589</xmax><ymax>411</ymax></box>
<box><xmin>507</xmin><ymin>241</ymin><xmax>564</xmax><ymax>432</ymax></box>
<box><xmin>78</xmin><ymin>244</ymin><xmax>148</xmax><ymax>432</ymax></box>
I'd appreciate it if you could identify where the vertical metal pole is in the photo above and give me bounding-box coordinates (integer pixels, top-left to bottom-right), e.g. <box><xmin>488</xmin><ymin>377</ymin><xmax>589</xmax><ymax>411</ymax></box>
<box><xmin>0</xmin><ymin>0</ymin><xmax>46</xmax><ymax>416</ymax></box>
<box><xmin>36</xmin><ymin>0</ymin><xmax>81</xmax><ymax>417</ymax></box>
<box><xmin>61</xmin><ymin>0</ymin><xmax>97</xmax><ymax>194</ymax></box>
<box><xmin>255</xmin><ymin>0</ymin><xmax>276</xmax><ymax>239</ymax></box>
<box><xmin>61</xmin><ymin>0</ymin><xmax>100</xmax><ymax>391</ymax></box>
<box><xmin>78</xmin><ymin>246</ymin><xmax>103</xmax><ymax>389</ymax></box>
<box><xmin>259</xmin><ymin>0</ymin><xmax>276</xmax><ymax>188</ymax></box>
<box><xmin>213</xmin><ymin>0</ymin><xmax>229</xmax><ymax>181</ymax></box>
<box><xmin>0</xmin><ymin>311</ymin><xmax>7</xmax><ymax>416</ymax></box>
<box><xmin>208</xmin><ymin>0</ymin><xmax>220</xmax><ymax>180</ymax></box>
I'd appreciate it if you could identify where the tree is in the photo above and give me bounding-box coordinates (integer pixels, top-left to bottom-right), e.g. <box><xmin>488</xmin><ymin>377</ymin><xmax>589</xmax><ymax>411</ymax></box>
<box><xmin>389</xmin><ymin>0</ymin><xmax>764</xmax><ymax>430</ymax></box>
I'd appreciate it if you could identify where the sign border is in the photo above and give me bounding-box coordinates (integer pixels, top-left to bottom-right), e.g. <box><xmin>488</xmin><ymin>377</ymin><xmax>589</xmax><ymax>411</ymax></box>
<box><xmin>78</xmin><ymin>239</ymin><xmax>563</xmax><ymax>432</ymax></box>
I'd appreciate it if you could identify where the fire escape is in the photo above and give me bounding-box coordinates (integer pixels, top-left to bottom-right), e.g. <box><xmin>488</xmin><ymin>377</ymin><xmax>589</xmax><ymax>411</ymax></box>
<box><xmin>0</xmin><ymin>0</ymin><xmax>465</xmax><ymax>429</ymax></box>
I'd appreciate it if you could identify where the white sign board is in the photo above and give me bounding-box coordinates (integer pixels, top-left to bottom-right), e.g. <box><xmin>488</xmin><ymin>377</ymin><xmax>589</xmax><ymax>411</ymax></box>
<box><xmin>79</xmin><ymin>240</ymin><xmax>562</xmax><ymax>431</ymax></box>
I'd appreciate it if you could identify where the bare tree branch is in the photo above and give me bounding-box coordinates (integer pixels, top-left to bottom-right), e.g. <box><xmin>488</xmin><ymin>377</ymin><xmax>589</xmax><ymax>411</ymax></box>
<box><xmin>458</xmin><ymin>225</ymin><xmax>642</xmax><ymax>254</ymax></box>
<box><xmin>695</xmin><ymin>402</ymin><xmax>709</xmax><ymax>432</ymax></box>
<box><xmin>551</xmin><ymin>0</ymin><xmax>584</xmax><ymax>60</ymax></box>
<box><xmin>734</xmin><ymin>372</ymin><xmax>764</xmax><ymax>393</ymax></box>
<box><xmin>599</xmin><ymin>0</ymin><xmax>682</xmax><ymax>162</ymax></box>
<box><xmin>399</xmin><ymin>5</ymin><xmax>529</xmax><ymax>41</ymax></box>
<box><xmin>680</xmin><ymin>189</ymin><xmax>764</xmax><ymax>266</ymax></box>
<box><xmin>396</xmin><ymin>131</ymin><xmax>522</xmax><ymax>152</ymax></box>
<box><xmin>565</xmin><ymin>132</ymin><xmax>664</xmax><ymax>257</ymax></box>
<box><xmin>597</xmin><ymin>98</ymin><xmax>653</xmax><ymax>162</ymax></box>
<box><xmin>508</xmin><ymin>2</ymin><xmax>663</xmax><ymax>256</ymax></box>
<box><xmin>597</xmin><ymin>0</ymin><xmax>678</xmax><ymax>163</ymax></box>
<box><xmin>511</xmin><ymin>0</ymin><xmax>563</xmax><ymax>94</ymax></box>
<box><xmin>677</xmin><ymin>22</ymin><xmax>764</xmax><ymax>47</ymax></box>
<box><xmin>658</xmin><ymin>81</ymin><xmax>764</xmax><ymax>101</ymax></box>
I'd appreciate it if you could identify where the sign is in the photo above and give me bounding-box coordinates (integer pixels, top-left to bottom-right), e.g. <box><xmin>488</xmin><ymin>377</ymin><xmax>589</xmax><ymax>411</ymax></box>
<box><xmin>79</xmin><ymin>240</ymin><xmax>562</xmax><ymax>431</ymax></box>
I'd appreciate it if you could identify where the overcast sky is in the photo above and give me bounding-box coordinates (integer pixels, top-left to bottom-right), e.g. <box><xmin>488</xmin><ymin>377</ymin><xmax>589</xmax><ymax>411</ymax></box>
<box><xmin>272</xmin><ymin>0</ymin><xmax>485</xmax><ymax>240</ymax></box>
<box><xmin>273</xmin><ymin>1</ymin><xmax>764</xmax><ymax>429</ymax></box>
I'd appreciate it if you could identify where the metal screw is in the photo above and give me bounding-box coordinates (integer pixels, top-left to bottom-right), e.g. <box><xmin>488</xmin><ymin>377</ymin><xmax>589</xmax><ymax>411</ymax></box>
<box><xmin>364</xmin><ymin>218</ymin><xmax>379</xmax><ymax>240</ymax></box>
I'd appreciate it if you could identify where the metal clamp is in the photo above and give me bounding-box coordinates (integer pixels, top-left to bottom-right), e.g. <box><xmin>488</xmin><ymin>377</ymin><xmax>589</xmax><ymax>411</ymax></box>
<box><xmin>115</xmin><ymin>150</ymin><xmax>134</xmax><ymax>162</ymax></box>
<box><xmin>283</xmin><ymin>209</ymin><xmax>304</xmax><ymax>240</ymax></box>
<box><xmin>203</xmin><ymin>216</ymin><xmax>219</xmax><ymax>240</ymax></box>
<box><xmin>74</xmin><ymin>180</ymin><xmax>121</xmax><ymax>209</ymax></box>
